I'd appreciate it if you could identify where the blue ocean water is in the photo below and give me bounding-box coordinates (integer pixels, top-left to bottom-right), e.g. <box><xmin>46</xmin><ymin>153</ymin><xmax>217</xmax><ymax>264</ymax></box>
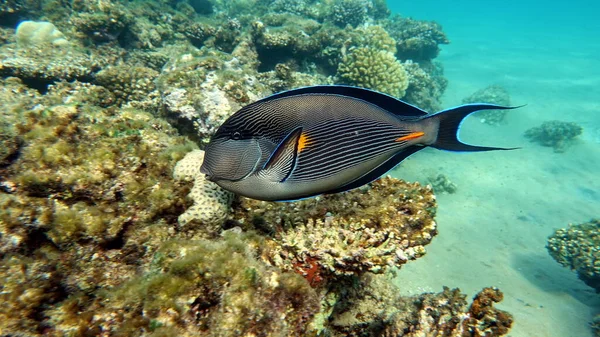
<box><xmin>390</xmin><ymin>1</ymin><xmax>600</xmax><ymax>337</ymax></box>
<box><xmin>2</xmin><ymin>0</ymin><xmax>599</xmax><ymax>335</ymax></box>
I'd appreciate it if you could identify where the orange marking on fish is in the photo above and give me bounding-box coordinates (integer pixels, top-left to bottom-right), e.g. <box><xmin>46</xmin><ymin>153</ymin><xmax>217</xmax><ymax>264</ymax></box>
<box><xmin>298</xmin><ymin>132</ymin><xmax>313</xmax><ymax>152</ymax></box>
<box><xmin>395</xmin><ymin>132</ymin><xmax>425</xmax><ymax>142</ymax></box>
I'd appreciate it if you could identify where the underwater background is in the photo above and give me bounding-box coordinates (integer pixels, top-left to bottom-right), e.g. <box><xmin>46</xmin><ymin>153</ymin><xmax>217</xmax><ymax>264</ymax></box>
<box><xmin>391</xmin><ymin>1</ymin><xmax>600</xmax><ymax>337</ymax></box>
<box><xmin>0</xmin><ymin>0</ymin><xmax>599</xmax><ymax>336</ymax></box>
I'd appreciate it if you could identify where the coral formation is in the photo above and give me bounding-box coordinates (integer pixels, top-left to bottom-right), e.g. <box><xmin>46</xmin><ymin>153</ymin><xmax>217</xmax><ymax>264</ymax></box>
<box><xmin>462</xmin><ymin>85</ymin><xmax>512</xmax><ymax>125</ymax></box>
<box><xmin>0</xmin><ymin>78</ymin><xmax>196</xmax><ymax>334</ymax></box>
<box><xmin>94</xmin><ymin>64</ymin><xmax>160</xmax><ymax>108</ymax></box>
<box><xmin>173</xmin><ymin>149</ymin><xmax>234</xmax><ymax>228</ymax></box>
<box><xmin>336</xmin><ymin>25</ymin><xmax>411</xmax><ymax>98</ymax></box>
<box><xmin>547</xmin><ymin>219</ymin><xmax>600</xmax><ymax>292</ymax></box>
<box><xmin>230</xmin><ymin>177</ymin><xmax>437</xmax><ymax>282</ymax></box>
<box><xmin>385</xmin><ymin>14</ymin><xmax>450</xmax><ymax>63</ymax></box>
<box><xmin>524</xmin><ymin>120</ymin><xmax>583</xmax><ymax>152</ymax></box>
<box><xmin>325</xmin><ymin>274</ymin><xmax>512</xmax><ymax>336</ymax></box>
<box><xmin>0</xmin><ymin>44</ymin><xmax>116</xmax><ymax>92</ymax></box>
<box><xmin>338</xmin><ymin>46</ymin><xmax>409</xmax><ymax>98</ymax></box>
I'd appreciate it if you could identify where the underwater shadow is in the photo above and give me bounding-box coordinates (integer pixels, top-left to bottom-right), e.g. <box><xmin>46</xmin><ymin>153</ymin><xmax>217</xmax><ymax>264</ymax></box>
<box><xmin>511</xmin><ymin>252</ymin><xmax>600</xmax><ymax>307</ymax></box>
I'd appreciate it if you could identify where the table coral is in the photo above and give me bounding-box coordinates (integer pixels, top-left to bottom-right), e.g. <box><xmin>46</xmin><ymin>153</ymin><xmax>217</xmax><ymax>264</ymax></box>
<box><xmin>524</xmin><ymin>120</ymin><xmax>583</xmax><ymax>152</ymax></box>
<box><xmin>547</xmin><ymin>219</ymin><xmax>600</xmax><ymax>292</ymax></box>
<box><xmin>230</xmin><ymin>177</ymin><xmax>437</xmax><ymax>283</ymax></box>
<box><xmin>462</xmin><ymin>85</ymin><xmax>512</xmax><ymax>125</ymax></box>
<box><xmin>0</xmin><ymin>45</ymin><xmax>109</xmax><ymax>91</ymax></box>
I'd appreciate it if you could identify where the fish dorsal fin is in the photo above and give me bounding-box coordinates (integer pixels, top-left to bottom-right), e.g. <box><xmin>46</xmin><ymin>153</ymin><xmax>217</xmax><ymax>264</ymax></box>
<box><xmin>258</xmin><ymin>85</ymin><xmax>428</xmax><ymax>117</ymax></box>
<box><xmin>261</xmin><ymin>127</ymin><xmax>302</xmax><ymax>182</ymax></box>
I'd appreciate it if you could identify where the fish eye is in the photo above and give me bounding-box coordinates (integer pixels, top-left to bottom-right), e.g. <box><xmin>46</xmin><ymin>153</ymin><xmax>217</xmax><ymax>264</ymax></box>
<box><xmin>231</xmin><ymin>131</ymin><xmax>242</xmax><ymax>140</ymax></box>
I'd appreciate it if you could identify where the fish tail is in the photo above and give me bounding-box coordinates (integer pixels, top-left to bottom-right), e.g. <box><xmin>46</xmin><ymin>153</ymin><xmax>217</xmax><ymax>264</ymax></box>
<box><xmin>429</xmin><ymin>103</ymin><xmax>520</xmax><ymax>152</ymax></box>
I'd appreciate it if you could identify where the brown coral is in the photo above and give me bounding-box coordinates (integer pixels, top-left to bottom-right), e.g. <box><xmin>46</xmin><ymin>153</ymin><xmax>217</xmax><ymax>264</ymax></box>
<box><xmin>229</xmin><ymin>177</ymin><xmax>437</xmax><ymax>284</ymax></box>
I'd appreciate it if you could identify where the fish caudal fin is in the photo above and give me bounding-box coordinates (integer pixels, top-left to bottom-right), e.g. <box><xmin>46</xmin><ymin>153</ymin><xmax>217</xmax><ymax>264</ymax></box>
<box><xmin>430</xmin><ymin>103</ymin><xmax>520</xmax><ymax>152</ymax></box>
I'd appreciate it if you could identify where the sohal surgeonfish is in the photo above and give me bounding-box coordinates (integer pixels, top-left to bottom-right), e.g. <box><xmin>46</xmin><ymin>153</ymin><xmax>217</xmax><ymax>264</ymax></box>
<box><xmin>201</xmin><ymin>85</ymin><xmax>518</xmax><ymax>201</ymax></box>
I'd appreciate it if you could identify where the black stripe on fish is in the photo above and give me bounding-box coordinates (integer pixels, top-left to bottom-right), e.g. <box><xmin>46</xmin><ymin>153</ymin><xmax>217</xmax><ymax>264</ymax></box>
<box><xmin>291</xmin><ymin>121</ymin><xmax>410</xmax><ymax>181</ymax></box>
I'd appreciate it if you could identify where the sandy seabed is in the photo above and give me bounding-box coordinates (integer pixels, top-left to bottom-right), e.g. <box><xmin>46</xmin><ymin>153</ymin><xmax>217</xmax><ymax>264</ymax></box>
<box><xmin>391</xmin><ymin>27</ymin><xmax>600</xmax><ymax>337</ymax></box>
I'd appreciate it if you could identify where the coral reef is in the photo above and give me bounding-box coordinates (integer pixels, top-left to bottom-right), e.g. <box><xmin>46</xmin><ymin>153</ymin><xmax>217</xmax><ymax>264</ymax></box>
<box><xmin>94</xmin><ymin>64</ymin><xmax>160</xmax><ymax>108</ymax></box>
<box><xmin>155</xmin><ymin>48</ymin><xmax>272</xmax><ymax>144</ymax></box>
<box><xmin>547</xmin><ymin>219</ymin><xmax>600</xmax><ymax>292</ymax></box>
<box><xmin>0</xmin><ymin>77</ymin><xmax>195</xmax><ymax>334</ymax></box>
<box><xmin>462</xmin><ymin>85</ymin><xmax>511</xmax><ymax>125</ymax></box>
<box><xmin>524</xmin><ymin>120</ymin><xmax>583</xmax><ymax>152</ymax></box>
<box><xmin>0</xmin><ymin>42</ymin><xmax>118</xmax><ymax>92</ymax></box>
<box><xmin>46</xmin><ymin>231</ymin><xmax>320</xmax><ymax>336</ymax></box>
<box><xmin>385</xmin><ymin>14</ymin><xmax>450</xmax><ymax>63</ymax></box>
<box><xmin>70</xmin><ymin>0</ymin><xmax>133</xmax><ymax>43</ymax></box>
<box><xmin>331</xmin><ymin>0</ymin><xmax>369</xmax><ymax>28</ymax></box>
<box><xmin>325</xmin><ymin>274</ymin><xmax>512</xmax><ymax>336</ymax></box>
<box><xmin>230</xmin><ymin>177</ymin><xmax>437</xmax><ymax>283</ymax></box>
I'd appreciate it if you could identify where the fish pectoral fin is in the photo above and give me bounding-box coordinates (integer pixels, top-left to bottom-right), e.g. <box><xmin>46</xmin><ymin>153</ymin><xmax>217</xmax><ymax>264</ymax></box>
<box><xmin>261</xmin><ymin>127</ymin><xmax>302</xmax><ymax>182</ymax></box>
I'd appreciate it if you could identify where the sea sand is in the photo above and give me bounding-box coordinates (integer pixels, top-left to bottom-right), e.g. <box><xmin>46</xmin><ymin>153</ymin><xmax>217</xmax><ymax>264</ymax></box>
<box><xmin>389</xmin><ymin>3</ymin><xmax>600</xmax><ymax>336</ymax></box>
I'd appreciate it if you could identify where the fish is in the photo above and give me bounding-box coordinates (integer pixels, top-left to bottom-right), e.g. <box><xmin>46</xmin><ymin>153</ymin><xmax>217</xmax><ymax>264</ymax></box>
<box><xmin>200</xmin><ymin>85</ymin><xmax>518</xmax><ymax>201</ymax></box>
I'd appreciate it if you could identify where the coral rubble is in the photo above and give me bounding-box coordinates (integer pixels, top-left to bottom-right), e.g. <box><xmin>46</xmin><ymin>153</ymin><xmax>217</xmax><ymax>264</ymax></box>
<box><xmin>524</xmin><ymin>120</ymin><xmax>583</xmax><ymax>152</ymax></box>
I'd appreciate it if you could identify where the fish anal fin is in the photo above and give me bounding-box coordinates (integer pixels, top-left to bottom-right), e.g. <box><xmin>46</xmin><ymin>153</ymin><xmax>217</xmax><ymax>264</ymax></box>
<box><xmin>325</xmin><ymin>146</ymin><xmax>424</xmax><ymax>195</ymax></box>
<box><xmin>262</xmin><ymin>127</ymin><xmax>302</xmax><ymax>182</ymax></box>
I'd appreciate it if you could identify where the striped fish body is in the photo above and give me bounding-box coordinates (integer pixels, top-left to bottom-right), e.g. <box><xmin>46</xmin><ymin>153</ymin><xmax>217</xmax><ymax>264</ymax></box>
<box><xmin>201</xmin><ymin>86</ymin><xmax>517</xmax><ymax>201</ymax></box>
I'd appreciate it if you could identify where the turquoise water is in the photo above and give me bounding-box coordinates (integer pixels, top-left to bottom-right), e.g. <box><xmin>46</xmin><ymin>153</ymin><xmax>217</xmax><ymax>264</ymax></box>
<box><xmin>391</xmin><ymin>2</ymin><xmax>600</xmax><ymax>337</ymax></box>
<box><xmin>1</xmin><ymin>0</ymin><xmax>599</xmax><ymax>335</ymax></box>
